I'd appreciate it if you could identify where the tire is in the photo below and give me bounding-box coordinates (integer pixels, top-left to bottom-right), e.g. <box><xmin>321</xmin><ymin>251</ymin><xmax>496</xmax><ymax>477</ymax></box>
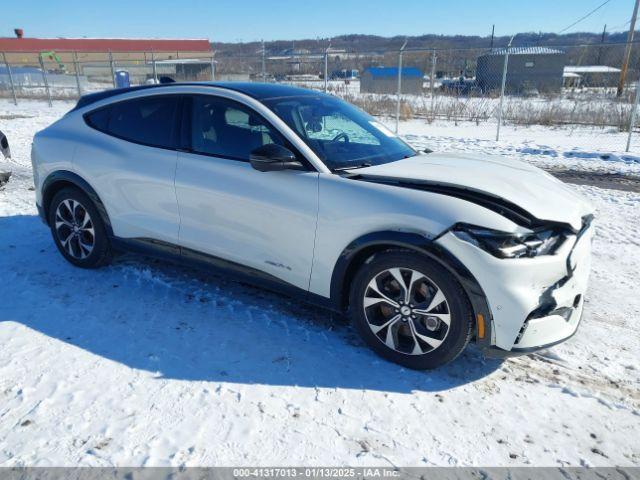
<box><xmin>48</xmin><ymin>187</ymin><xmax>112</xmax><ymax>268</ymax></box>
<box><xmin>349</xmin><ymin>250</ymin><xmax>473</xmax><ymax>370</ymax></box>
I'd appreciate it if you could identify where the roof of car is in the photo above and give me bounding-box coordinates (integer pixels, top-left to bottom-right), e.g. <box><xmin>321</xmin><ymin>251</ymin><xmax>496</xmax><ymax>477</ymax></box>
<box><xmin>209</xmin><ymin>82</ymin><xmax>324</xmax><ymax>100</ymax></box>
<box><xmin>72</xmin><ymin>82</ymin><xmax>326</xmax><ymax>111</ymax></box>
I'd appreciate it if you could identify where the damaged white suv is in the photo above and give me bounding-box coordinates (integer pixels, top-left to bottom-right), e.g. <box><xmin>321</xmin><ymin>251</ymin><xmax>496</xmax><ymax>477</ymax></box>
<box><xmin>32</xmin><ymin>83</ymin><xmax>594</xmax><ymax>369</ymax></box>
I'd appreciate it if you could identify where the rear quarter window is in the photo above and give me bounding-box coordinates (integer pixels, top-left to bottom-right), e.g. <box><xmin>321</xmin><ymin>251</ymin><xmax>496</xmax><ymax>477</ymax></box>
<box><xmin>84</xmin><ymin>95</ymin><xmax>179</xmax><ymax>149</ymax></box>
<box><xmin>85</xmin><ymin>108</ymin><xmax>110</xmax><ymax>131</ymax></box>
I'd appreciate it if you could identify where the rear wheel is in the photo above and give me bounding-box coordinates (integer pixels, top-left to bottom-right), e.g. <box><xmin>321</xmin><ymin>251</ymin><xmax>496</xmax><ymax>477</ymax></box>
<box><xmin>48</xmin><ymin>188</ymin><xmax>112</xmax><ymax>268</ymax></box>
<box><xmin>349</xmin><ymin>250</ymin><xmax>473</xmax><ymax>369</ymax></box>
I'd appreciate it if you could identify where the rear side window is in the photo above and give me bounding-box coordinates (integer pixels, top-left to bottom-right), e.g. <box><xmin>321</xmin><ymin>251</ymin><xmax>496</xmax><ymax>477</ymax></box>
<box><xmin>85</xmin><ymin>95</ymin><xmax>179</xmax><ymax>149</ymax></box>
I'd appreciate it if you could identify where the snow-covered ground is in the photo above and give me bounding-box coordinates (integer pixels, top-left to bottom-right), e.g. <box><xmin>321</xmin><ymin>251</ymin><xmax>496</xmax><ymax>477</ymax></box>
<box><xmin>399</xmin><ymin>119</ymin><xmax>640</xmax><ymax>175</ymax></box>
<box><xmin>0</xmin><ymin>99</ymin><xmax>639</xmax><ymax>467</ymax></box>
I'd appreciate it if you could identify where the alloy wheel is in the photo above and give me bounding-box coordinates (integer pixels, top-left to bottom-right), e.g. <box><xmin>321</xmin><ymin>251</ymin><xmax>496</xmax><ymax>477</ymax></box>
<box><xmin>363</xmin><ymin>267</ymin><xmax>451</xmax><ymax>355</ymax></box>
<box><xmin>54</xmin><ymin>199</ymin><xmax>95</xmax><ymax>260</ymax></box>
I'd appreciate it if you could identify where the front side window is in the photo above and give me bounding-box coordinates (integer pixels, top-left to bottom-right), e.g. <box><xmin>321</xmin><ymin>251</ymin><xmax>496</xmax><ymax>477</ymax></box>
<box><xmin>86</xmin><ymin>95</ymin><xmax>179</xmax><ymax>149</ymax></box>
<box><xmin>262</xmin><ymin>95</ymin><xmax>416</xmax><ymax>170</ymax></box>
<box><xmin>190</xmin><ymin>95</ymin><xmax>286</xmax><ymax>161</ymax></box>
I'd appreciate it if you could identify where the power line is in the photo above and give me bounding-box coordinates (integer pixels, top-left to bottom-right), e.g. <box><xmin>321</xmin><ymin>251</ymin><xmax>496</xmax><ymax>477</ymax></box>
<box><xmin>558</xmin><ymin>0</ymin><xmax>614</xmax><ymax>34</ymax></box>
<box><xmin>611</xmin><ymin>19</ymin><xmax>631</xmax><ymax>31</ymax></box>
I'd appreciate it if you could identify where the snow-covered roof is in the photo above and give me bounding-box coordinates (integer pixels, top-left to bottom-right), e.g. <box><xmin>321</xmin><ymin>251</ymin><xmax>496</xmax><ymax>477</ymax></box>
<box><xmin>155</xmin><ymin>59</ymin><xmax>212</xmax><ymax>64</ymax></box>
<box><xmin>564</xmin><ymin>65</ymin><xmax>621</xmax><ymax>74</ymax></box>
<box><xmin>563</xmin><ymin>72</ymin><xmax>582</xmax><ymax>78</ymax></box>
<box><xmin>486</xmin><ymin>46</ymin><xmax>564</xmax><ymax>56</ymax></box>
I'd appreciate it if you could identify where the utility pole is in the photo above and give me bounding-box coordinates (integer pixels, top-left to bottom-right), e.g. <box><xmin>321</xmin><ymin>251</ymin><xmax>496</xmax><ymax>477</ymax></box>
<box><xmin>490</xmin><ymin>24</ymin><xmax>495</xmax><ymax>51</ymax></box>
<box><xmin>597</xmin><ymin>24</ymin><xmax>607</xmax><ymax>65</ymax></box>
<box><xmin>617</xmin><ymin>0</ymin><xmax>640</xmax><ymax>97</ymax></box>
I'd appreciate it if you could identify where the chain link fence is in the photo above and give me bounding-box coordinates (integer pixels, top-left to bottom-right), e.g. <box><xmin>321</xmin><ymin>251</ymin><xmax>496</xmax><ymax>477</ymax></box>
<box><xmin>3</xmin><ymin>40</ymin><xmax>640</xmax><ymax>153</ymax></box>
<box><xmin>0</xmin><ymin>50</ymin><xmax>215</xmax><ymax>103</ymax></box>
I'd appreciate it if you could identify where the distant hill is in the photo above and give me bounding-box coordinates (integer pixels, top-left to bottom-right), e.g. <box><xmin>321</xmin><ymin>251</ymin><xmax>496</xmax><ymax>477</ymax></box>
<box><xmin>210</xmin><ymin>31</ymin><xmax>640</xmax><ymax>79</ymax></box>
<box><xmin>212</xmin><ymin>31</ymin><xmax>635</xmax><ymax>56</ymax></box>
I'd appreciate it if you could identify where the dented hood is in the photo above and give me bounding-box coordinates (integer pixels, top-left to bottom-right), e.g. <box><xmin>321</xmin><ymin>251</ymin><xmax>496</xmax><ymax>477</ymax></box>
<box><xmin>347</xmin><ymin>152</ymin><xmax>593</xmax><ymax>231</ymax></box>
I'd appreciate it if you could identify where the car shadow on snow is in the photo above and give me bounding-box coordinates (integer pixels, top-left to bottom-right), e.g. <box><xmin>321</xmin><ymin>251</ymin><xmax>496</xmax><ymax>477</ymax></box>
<box><xmin>0</xmin><ymin>214</ymin><xmax>503</xmax><ymax>393</ymax></box>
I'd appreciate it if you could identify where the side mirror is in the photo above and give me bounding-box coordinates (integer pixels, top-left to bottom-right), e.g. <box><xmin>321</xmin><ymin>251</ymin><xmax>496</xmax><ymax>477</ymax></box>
<box><xmin>250</xmin><ymin>144</ymin><xmax>304</xmax><ymax>172</ymax></box>
<box><xmin>0</xmin><ymin>130</ymin><xmax>10</xmax><ymax>159</ymax></box>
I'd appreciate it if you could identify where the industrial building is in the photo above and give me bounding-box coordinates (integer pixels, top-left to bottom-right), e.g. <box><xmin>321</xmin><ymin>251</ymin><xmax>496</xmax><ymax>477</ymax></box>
<box><xmin>0</xmin><ymin>31</ymin><xmax>212</xmax><ymax>59</ymax></box>
<box><xmin>0</xmin><ymin>30</ymin><xmax>213</xmax><ymax>86</ymax></box>
<box><xmin>360</xmin><ymin>67</ymin><xmax>423</xmax><ymax>94</ymax></box>
<box><xmin>476</xmin><ymin>47</ymin><xmax>566</xmax><ymax>94</ymax></box>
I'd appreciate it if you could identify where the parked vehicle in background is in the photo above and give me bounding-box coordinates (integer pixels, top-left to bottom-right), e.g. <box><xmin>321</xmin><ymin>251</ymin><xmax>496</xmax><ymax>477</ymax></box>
<box><xmin>31</xmin><ymin>82</ymin><xmax>594</xmax><ymax>369</ymax></box>
<box><xmin>0</xmin><ymin>129</ymin><xmax>11</xmax><ymax>187</ymax></box>
<box><xmin>330</xmin><ymin>69</ymin><xmax>359</xmax><ymax>80</ymax></box>
<box><xmin>0</xmin><ymin>129</ymin><xmax>10</xmax><ymax>159</ymax></box>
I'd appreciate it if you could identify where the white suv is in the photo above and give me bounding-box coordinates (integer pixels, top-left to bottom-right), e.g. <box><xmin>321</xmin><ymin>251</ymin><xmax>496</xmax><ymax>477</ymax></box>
<box><xmin>31</xmin><ymin>83</ymin><xmax>594</xmax><ymax>369</ymax></box>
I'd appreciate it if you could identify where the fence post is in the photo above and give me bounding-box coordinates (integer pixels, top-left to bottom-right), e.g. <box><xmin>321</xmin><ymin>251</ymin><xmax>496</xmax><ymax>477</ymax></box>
<box><xmin>151</xmin><ymin>51</ymin><xmax>158</xmax><ymax>83</ymax></box>
<box><xmin>108</xmin><ymin>51</ymin><xmax>116</xmax><ymax>88</ymax></box>
<box><xmin>626</xmin><ymin>82</ymin><xmax>640</xmax><ymax>151</ymax></box>
<box><xmin>38</xmin><ymin>54</ymin><xmax>52</xmax><ymax>107</ymax></box>
<box><xmin>2</xmin><ymin>52</ymin><xmax>17</xmax><ymax>106</ymax></box>
<box><xmin>324</xmin><ymin>45</ymin><xmax>330</xmax><ymax>93</ymax></box>
<box><xmin>73</xmin><ymin>51</ymin><xmax>82</xmax><ymax>98</ymax></box>
<box><xmin>430</xmin><ymin>49</ymin><xmax>436</xmax><ymax>119</ymax></box>
<box><xmin>261</xmin><ymin>40</ymin><xmax>266</xmax><ymax>82</ymax></box>
<box><xmin>496</xmin><ymin>35</ymin><xmax>515</xmax><ymax>142</ymax></box>
<box><xmin>395</xmin><ymin>39</ymin><xmax>408</xmax><ymax>134</ymax></box>
<box><xmin>210</xmin><ymin>54</ymin><xmax>216</xmax><ymax>81</ymax></box>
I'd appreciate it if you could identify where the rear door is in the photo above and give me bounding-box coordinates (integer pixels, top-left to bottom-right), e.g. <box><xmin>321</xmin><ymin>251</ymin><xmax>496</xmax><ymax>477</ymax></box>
<box><xmin>175</xmin><ymin>94</ymin><xmax>319</xmax><ymax>291</ymax></box>
<box><xmin>78</xmin><ymin>94</ymin><xmax>181</xmax><ymax>244</ymax></box>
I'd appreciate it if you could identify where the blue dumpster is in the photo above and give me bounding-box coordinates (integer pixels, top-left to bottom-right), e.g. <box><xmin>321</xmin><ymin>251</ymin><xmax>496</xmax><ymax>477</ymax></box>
<box><xmin>114</xmin><ymin>70</ymin><xmax>130</xmax><ymax>89</ymax></box>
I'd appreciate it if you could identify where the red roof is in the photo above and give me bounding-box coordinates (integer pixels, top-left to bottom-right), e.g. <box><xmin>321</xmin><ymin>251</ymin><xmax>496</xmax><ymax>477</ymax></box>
<box><xmin>0</xmin><ymin>37</ymin><xmax>212</xmax><ymax>52</ymax></box>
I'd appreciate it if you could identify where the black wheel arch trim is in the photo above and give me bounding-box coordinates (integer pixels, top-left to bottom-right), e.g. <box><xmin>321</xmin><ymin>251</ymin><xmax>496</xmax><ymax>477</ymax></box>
<box><xmin>41</xmin><ymin>170</ymin><xmax>114</xmax><ymax>236</ymax></box>
<box><xmin>330</xmin><ymin>230</ymin><xmax>493</xmax><ymax>346</ymax></box>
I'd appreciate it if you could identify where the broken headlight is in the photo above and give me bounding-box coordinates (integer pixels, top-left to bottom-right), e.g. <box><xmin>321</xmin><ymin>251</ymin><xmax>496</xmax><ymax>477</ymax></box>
<box><xmin>452</xmin><ymin>225</ymin><xmax>565</xmax><ymax>259</ymax></box>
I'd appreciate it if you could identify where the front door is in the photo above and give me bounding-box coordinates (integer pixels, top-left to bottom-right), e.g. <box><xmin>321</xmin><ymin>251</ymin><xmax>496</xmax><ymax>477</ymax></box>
<box><xmin>175</xmin><ymin>94</ymin><xmax>319</xmax><ymax>291</ymax></box>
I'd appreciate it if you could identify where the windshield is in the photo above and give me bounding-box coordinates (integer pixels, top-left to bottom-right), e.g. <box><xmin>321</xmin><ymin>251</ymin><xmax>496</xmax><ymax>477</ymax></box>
<box><xmin>262</xmin><ymin>95</ymin><xmax>416</xmax><ymax>170</ymax></box>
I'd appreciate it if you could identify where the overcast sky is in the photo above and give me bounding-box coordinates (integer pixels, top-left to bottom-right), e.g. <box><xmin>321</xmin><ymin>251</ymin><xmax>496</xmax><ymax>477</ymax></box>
<box><xmin>2</xmin><ymin>0</ymin><xmax>634</xmax><ymax>42</ymax></box>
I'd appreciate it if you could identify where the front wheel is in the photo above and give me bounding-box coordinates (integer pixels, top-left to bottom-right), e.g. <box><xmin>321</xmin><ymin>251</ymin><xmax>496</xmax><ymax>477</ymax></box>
<box><xmin>48</xmin><ymin>188</ymin><xmax>113</xmax><ymax>268</ymax></box>
<box><xmin>349</xmin><ymin>251</ymin><xmax>473</xmax><ymax>369</ymax></box>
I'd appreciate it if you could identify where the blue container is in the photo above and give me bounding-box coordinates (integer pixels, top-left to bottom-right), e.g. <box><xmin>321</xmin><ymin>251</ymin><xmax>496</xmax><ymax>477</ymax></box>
<box><xmin>114</xmin><ymin>70</ymin><xmax>130</xmax><ymax>89</ymax></box>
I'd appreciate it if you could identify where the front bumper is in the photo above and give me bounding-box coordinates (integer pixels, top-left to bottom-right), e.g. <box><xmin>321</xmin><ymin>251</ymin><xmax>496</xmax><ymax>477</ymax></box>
<box><xmin>436</xmin><ymin>221</ymin><xmax>593</xmax><ymax>354</ymax></box>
